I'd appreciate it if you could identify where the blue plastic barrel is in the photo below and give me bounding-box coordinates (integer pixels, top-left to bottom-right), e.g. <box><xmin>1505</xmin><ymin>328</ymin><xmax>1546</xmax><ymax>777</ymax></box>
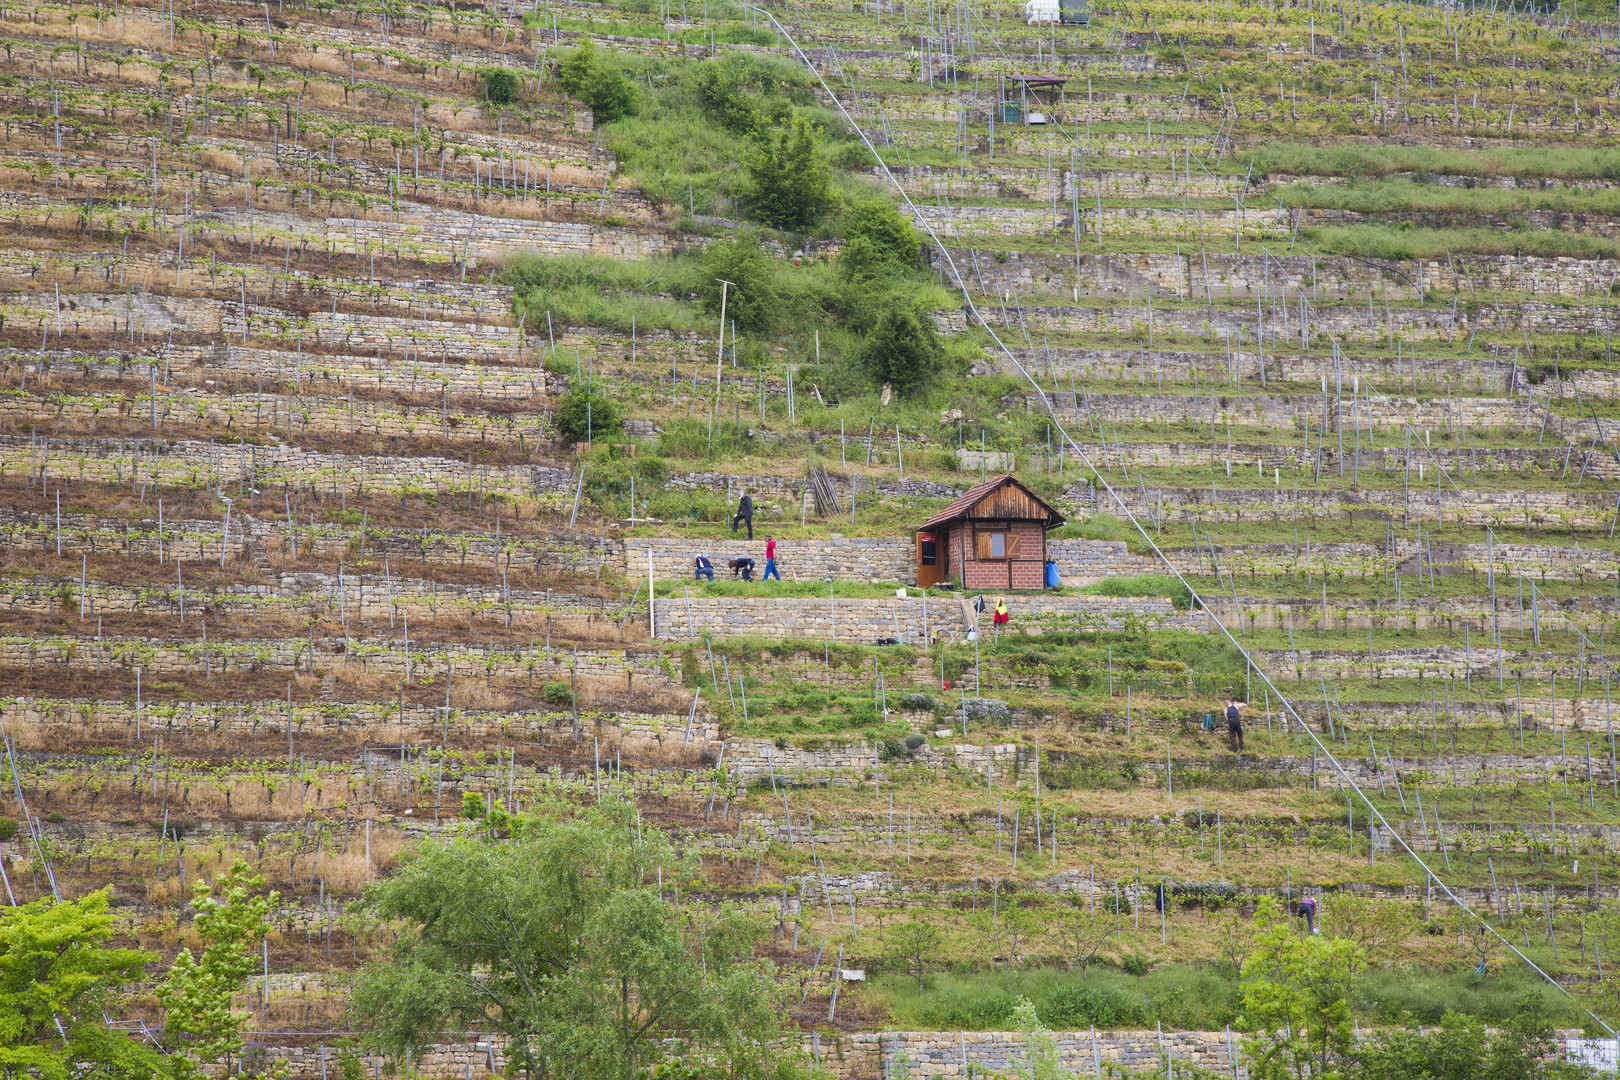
<box><xmin>1045</xmin><ymin>561</ymin><xmax>1060</xmax><ymax>588</ymax></box>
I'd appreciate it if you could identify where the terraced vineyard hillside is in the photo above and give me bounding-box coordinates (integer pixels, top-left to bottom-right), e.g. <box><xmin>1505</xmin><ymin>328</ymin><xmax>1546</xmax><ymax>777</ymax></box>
<box><xmin>5</xmin><ymin>0</ymin><xmax>1620</xmax><ymax>1074</ymax></box>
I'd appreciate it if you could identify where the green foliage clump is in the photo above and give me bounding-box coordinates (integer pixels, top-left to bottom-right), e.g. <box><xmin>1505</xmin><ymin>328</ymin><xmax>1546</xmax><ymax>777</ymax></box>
<box><xmin>556</xmin><ymin>39</ymin><xmax>639</xmax><ymax>125</ymax></box>
<box><xmin>157</xmin><ymin>862</ymin><xmax>278</xmax><ymax>1079</ymax></box>
<box><xmin>555</xmin><ymin>384</ymin><xmax>622</xmax><ymax>444</ymax></box>
<box><xmin>840</xmin><ymin>201</ymin><xmax>921</xmax><ymax>280</ymax></box>
<box><xmin>744</xmin><ymin>116</ymin><xmax>835</xmax><ymax>230</ymax></box>
<box><xmin>478</xmin><ymin>66</ymin><xmax>522</xmax><ymax>105</ymax></box>
<box><xmin>863</xmin><ymin>305</ymin><xmax>944</xmax><ymax>396</ymax></box>
<box><xmin>350</xmin><ymin>801</ymin><xmax>804</xmax><ymax>1079</ymax></box>
<box><xmin>1347</xmin><ymin>997</ymin><xmax>1590</xmax><ymax>1080</ymax></box>
<box><xmin>0</xmin><ymin>890</ymin><xmax>162</xmax><ymax>1080</ymax></box>
<box><xmin>697</xmin><ymin>233</ymin><xmax>778</xmax><ymax>337</ymax></box>
<box><xmin>691</xmin><ymin>52</ymin><xmax>796</xmax><ymax>135</ymax></box>
<box><xmin>1035</xmin><ymin>982</ymin><xmax>1142</xmax><ymax>1029</ymax></box>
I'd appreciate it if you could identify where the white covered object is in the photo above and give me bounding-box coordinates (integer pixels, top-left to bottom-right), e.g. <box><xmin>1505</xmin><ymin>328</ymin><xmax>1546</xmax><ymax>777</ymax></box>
<box><xmin>1025</xmin><ymin>0</ymin><xmax>1059</xmax><ymax>22</ymax></box>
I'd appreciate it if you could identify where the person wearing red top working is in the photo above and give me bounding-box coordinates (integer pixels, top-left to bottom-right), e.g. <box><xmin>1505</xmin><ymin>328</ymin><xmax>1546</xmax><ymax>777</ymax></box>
<box><xmin>763</xmin><ymin>536</ymin><xmax>781</xmax><ymax>581</ymax></box>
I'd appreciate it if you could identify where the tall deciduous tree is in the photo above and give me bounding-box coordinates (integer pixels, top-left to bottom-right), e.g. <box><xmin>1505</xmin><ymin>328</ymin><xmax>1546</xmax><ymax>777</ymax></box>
<box><xmin>744</xmin><ymin>117</ymin><xmax>834</xmax><ymax>230</ymax></box>
<box><xmin>0</xmin><ymin>890</ymin><xmax>162</xmax><ymax>1080</ymax></box>
<box><xmin>156</xmin><ymin>861</ymin><xmax>278</xmax><ymax>1080</ymax></box>
<box><xmin>351</xmin><ymin>801</ymin><xmax>805</xmax><ymax>1080</ymax></box>
<box><xmin>881</xmin><ymin>918</ymin><xmax>943</xmax><ymax>988</ymax></box>
<box><xmin>1240</xmin><ymin>897</ymin><xmax>1364</xmax><ymax>1080</ymax></box>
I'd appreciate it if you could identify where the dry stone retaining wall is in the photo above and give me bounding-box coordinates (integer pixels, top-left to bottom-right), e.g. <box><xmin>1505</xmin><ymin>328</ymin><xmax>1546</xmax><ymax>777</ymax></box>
<box><xmin>653</xmin><ymin>594</ymin><xmax>1195</xmax><ymax>642</ymax></box>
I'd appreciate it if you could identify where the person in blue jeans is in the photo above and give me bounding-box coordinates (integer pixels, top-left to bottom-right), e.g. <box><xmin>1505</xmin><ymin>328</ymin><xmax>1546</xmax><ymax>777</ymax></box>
<box><xmin>763</xmin><ymin>536</ymin><xmax>781</xmax><ymax>580</ymax></box>
<box><xmin>694</xmin><ymin>556</ymin><xmax>714</xmax><ymax>581</ymax></box>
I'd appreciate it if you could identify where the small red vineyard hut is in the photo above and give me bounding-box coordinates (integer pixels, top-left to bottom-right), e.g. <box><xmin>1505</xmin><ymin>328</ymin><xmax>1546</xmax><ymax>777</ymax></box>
<box><xmin>914</xmin><ymin>474</ymin><xmax>1066</xmax><ymax>590</ymax></box>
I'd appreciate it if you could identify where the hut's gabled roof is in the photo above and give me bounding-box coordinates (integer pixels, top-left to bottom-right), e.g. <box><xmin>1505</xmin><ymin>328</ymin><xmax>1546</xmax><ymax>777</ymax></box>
<box><xmin>918</xmin><ymin>474</ymin><xmax>1066</xmax><ymax>531</ymax></box>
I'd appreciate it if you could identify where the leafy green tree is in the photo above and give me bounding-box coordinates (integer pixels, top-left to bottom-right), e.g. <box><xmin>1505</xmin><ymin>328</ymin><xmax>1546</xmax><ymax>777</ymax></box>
<box><xmin>156</xmin><ymin>861</ymin><xmax>278</xmax><ymax>1080</ymax></box>
<box><xmin>839</xmin><ymin>202</ymin><xmax>921</xmax><ymax>281</ymax></box>
<box><xmin>1346</xmin><ymin>1010</ymin><xmax>1487</xmax><ymax>1080</ymax></box>
<box><xmin>580</xmin><ymin>66</ymin><xmax>638</xmax><ymax>126</ymax></box>
<box><xmin>691</xmin><ymin>54</ymin><xmax>805</xmax><ymax>136</ymax></box>
<box><xmin>351</xmin><ymin>801</ymin><xmax>805</xmax><ymax>1080</ymax></box>
<box><xmin>479</xmin><ymin>66</ymin><xmax>522</xmax><ymax>106</ymax></box>
<box><xmin>744</xmin><ymin>116</ymin><xmax>834</xmax><ymax>230</ymax></box>
<box><xmin>555</xmin><ymin>40</ymin><xmax>638</xmax><ymax>126</ymax></box>
<box><xmin>1239</xmin><ymin>897</ymin><xmax>1364</xmax><ymax>1080</ymax></box>
<box><xmin>862</xmin><ymin>306</ymin><xmax>943</xmax><ymax>397</ymax></box>
<box><xmin>555</xmin><ymin>38</ymin><xmax>601</xmax><ymax>96</ymax></box>
<box><xmin>693</xmin><ymin>55</ymin><xmax>762</xmax><ymax>135</ymax></box>
<box><xmin>1346</xmin><ymin>997</ymin><xmax>1591</xmax><ymax>1080</ymax></box>
<box><xmin>696</xmin><ymin>234</ymin><xmax>778</xmax><ymax>337</ymax></box>
<box><xmin>554</xmin><ymin>385</ymin><xmax>621</xmax><ymax>444</ymax></box>
<box><xmin>881</xmin><ymin>918</ymin><xmax>943</xmax><ymax>988</ymax></box>
<box><xmin>1047</xmin><ymin>896</ymin><xmax>1116</xmax><ymax>975</ymax></box>
<box><xmin>0</xmin><ymin>890</ymin><xmax>162</xmax><ymax>1080</ymax></box>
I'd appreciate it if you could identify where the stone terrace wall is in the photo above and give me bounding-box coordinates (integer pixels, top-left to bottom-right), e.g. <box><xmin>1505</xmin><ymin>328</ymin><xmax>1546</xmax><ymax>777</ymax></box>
<box><xmin>241</xmin><ymin>1029</ymin><xmax>1251</xmax><ymax>1080</ymax></box>
<box><xmin>958</xmin><ymin>247</ymin><xmax>1620</xmax><ymax>302</ymax></box>
<box><xmin>641</xmin><ymin>537</ymin><xmax>914</xmax><ymax>584</ymax></box>
<box><xmin>654</xmin><ymin>594</ymin><xmax>1198</xmax><ymax>642</ymax></box>
<box><xmin>634</xmin><ymin>537</ymin><xmax>1148</xmax><ymax>586</ymax></box>
<box><xmin>872</xmin><ymin>1029</ymin><xmax>1246</xmax><ymax>1078</ymax></box>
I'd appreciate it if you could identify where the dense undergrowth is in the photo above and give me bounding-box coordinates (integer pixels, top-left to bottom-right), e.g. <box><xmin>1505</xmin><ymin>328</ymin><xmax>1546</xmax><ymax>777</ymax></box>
<box><xmin>863</xmin><ymin>963</ymin><xmax>1587</xmax><ymax>1032</ymax></box>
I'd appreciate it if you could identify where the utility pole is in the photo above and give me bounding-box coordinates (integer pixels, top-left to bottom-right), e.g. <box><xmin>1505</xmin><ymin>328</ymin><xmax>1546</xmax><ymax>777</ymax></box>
<box><xmin>715</xmin><ymin>279</ymin><xmax>736</xmax><ymax>389</ymax></box>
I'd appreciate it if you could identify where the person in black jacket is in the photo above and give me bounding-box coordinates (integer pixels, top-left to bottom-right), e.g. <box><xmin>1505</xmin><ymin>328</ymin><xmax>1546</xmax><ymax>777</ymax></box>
<box><xmin>731</xmin><ymin>491</ymin><xmax>754</xmax><ymax>539</ymax></box>
<box><xmin>1225</xmin><ymin>699</ymin><xmax>1247</xmax><ymax>752</ymax></box>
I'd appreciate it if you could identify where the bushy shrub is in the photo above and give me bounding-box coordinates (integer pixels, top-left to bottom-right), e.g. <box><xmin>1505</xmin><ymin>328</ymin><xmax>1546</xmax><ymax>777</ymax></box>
<box><xmin>899</xmin><ymin>692</ymin><xmax>936</xmax><ymax>711</ymax></box>
<box><xmin>479</xmin><ymin>66</ymin><xmax>523</xmax><ymax>105</ymax></box>
<box><xmin>1036</xmin><ymin>983</ymin><xmax>1144</xmax><ymax>1030</ymax></box>
<box><xmin>554</xmin><ymin>385</ymin><xmax>621</xmax><ymax>443</ymax></box>
<box><xmin>840</xmin><ymin>201</ymin><xmax>921</xmax><ymax>278</ymax></box>
<box><xmin>863</xmin><ymin>305</ymin><xmax>944</xmax><ymax>396</ymax></box>
<box><xmin>556</xmin><ymin>39</ymin><xmax>638</xmax><ymax>125</ymax></box>
<box><xmin>745</xmin><ymin>116</ymin><xmax>835</xmax><ymax>230</ymax></box>
<box><xmin>878</xmin><ymin>737</ymin><xmax>909</xmax><ymax>761</ymax></box>
<box><xmin>696</xmin><ymin>233</ymin><xmax>777</xmax><ymax>336</ymax></box>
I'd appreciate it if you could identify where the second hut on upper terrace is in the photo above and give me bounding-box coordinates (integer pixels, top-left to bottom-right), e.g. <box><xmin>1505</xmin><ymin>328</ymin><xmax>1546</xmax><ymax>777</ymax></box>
<box><xmin>914</xmin><ymin>475</ymin><xmax>1066</xmax><ymax>590</ymax></box>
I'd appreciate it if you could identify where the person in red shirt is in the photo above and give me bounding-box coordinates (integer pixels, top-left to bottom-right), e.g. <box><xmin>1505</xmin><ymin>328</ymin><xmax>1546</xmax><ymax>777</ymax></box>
<box><xmin>763</xmin><ymin>536</ymin><xmax>781</xmax><ymax>581</ymax></box>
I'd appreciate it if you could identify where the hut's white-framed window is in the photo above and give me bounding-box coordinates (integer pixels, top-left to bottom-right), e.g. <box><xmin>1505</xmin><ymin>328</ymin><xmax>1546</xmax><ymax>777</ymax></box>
<box><xmin>974</xmin><ymin>523</ymin><xmax>1020</xmax><ymax>560</ymax></box>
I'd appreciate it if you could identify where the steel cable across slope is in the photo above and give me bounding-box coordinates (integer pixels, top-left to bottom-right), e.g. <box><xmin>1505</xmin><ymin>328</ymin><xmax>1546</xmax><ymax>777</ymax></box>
<box><xmin>756</xmin><ymin>4</ymin><xmax>1618</xmax><ymax>1041</ymax></box>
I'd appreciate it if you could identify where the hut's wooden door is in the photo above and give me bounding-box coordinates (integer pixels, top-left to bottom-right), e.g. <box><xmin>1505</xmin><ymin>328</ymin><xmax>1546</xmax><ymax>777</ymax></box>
<box><xmin>916</xmin><ymin>532</ymin><xmax>945</xmax><ymax>588</ymax></box>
